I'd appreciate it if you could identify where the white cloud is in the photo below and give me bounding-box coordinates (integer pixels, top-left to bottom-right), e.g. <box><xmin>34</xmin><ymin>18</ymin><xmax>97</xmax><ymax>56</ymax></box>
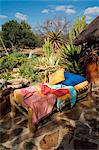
<box><xmin>0</xmin><ymin>15</ymin><xmax>7</xmax><ymax>19</ymax></box>
<box><xmin>41</xmin><ymin>9</ymin><xmax>49</xmax><ymax>13</ymax></box>
<box><xmin>65</xmin><ymin>8</ymin><xmax>76</xmax><ymax>14</ymax></box>
<box><xmin>15</xmin><ymin>12</ymin><xmax>27</xmax><ymax>21</ymax></box>
<box><xmin>56</xmin><ymin>5</ymin><xmax>66</xmax><ymax>11</ymax></box>
<box><xmin>86</xmin><ymin>15</ymin><xmax>92</xmax><ymax>20</ymax></box>
<box><xmin>41</xmin><ymin>5</ymin><xmax>76</xmax><ymax>15</ymax></box>
<box><xmin>84</xmin><ymin>6</ymin><xmax>99</xmax><ymax>15</ymax></box>
<box><xmin>55</xmin><ymin>5</ymin><xmax>76</xmax><ymax>14</ymax></box>
<box><xmin>85</xmin><ymin>15</ymin><xmax>92</xmax><ymax>23</ymax></box>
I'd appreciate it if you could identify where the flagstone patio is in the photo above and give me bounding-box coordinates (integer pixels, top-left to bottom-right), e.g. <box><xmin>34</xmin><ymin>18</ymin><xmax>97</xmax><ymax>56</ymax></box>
<box><xmin>0</xmin><ymin>83</ymin><xmax>99</xmax><ymax>150</ymax></box>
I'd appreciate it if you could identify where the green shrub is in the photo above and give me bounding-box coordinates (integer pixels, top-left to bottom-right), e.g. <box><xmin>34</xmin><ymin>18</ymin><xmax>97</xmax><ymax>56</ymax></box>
<box><xmin>0</xmin><ymin>72</ymin><xmax>12</xmax><ymax>80</ymax></box>
<box><xmin>0</xmin><ymin>52</ymin><xmax>27</xmax><ymax>72</ymax></box>
<box><xmin>19</xmin><ymin>61</ymin><xmax>39</xmax><ymax>81</ymax></box>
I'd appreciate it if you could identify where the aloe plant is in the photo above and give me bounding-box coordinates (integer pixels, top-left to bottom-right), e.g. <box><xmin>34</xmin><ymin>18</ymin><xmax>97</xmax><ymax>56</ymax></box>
<box><xmin>69</xmin><ymin>16</ymin><xmax>86</xmax><ymax>42</ymax></box>
<box><xmin>43</xmin><ymin>38</ymin><xmax>60</xmax><ymax>66</ymax></box>
<box><xmin>60</xmin><ymin>16</ymin><xmax>86</xmax><ymax>75</ymax></box>
<box><xmin>48</xmin><ymin>31</ymin><xmax>63</xmax><ymax>50</ymax></box>
<box><xmin>60</xmin><ymin>44</ymin><xmax>83</xmax><ymax>74</ymax></box>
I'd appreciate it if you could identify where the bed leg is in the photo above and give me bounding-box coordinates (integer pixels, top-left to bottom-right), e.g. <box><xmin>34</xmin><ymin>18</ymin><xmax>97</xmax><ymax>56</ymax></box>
<box><xmin>89</xmin><ymin>82</ymin><xmax>92</xmax><ymax>96</ymax></box>
<box><xmin>28</xmin><ymin>107</ymin><xmax>36</xmax><ymax>133</ymax></box>
<box><xmin>10</xmin><ymin>93</ymin><xmax>16</xmax><ymax>117</ymax></box>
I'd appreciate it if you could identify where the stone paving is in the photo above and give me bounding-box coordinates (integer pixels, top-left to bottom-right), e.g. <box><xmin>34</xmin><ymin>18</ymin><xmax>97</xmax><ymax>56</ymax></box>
<box><xmin>0</xmin><ymin>84</ymin><xmax>99</xmax><ymax>150</ymax></box>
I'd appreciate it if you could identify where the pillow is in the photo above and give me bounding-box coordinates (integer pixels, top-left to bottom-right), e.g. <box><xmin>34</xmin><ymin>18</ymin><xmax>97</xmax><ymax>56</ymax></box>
<box><xmin>49</xmin><ymin>68</ymin><xmax>65</xmax><ymax>85</ymax></box>
<box><xmin>60</xmin><ymin>72</ymin><xmax>87</xmax><ymax>86</ymax></box>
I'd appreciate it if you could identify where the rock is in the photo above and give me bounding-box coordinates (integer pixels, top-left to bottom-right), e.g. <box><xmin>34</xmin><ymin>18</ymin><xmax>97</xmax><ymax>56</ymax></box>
<box><xmin>40</xmin><ymin>130</ymin><xmax>59</xmax><ymax>150</ymax></box>
<box><xmin>0</xmin><ymin>145</ymin><xmax>10</xmax><ymax>150</ymax></box>
<box><xmin>14</xmin><ymin>116</ymin><xmax>23</xmax><ymax>124</ymax></box>
<box><xmin>84</xmin><ymin>111</ymin><xmax>98</xmax><ymax>121</ymax></box>
<box><xmin>79</xmin><ymin>98</ymin><xmax>95</xmax><ymax>109</ymax></box>
<box><xmin>65</xmin><ymin>106</ymin><xmax>82</xmax><ymax>120</ymax></box>
<box><xmin>55</xmin><ymin>112</ymin><xmax>76</xmax><ymax>128</ymax></box>
<box><xmin>57</xmin><ymin>134</ymin><xmax>74</xmax><ymax>150</ymax></box>
<box><xmin>0</xmin><ymin>131</ymin><xmax>9</xmax><ymax>143</ymax></box>
<box><xmin>0</xmin><ymin>117</ymin><xmax>12</xmax><ymax>129</ymax></box>
<box><xmin>0</xmin><ymin>79</ymin><xmax>6</xmax><ymax>90</ymax></box>
<box><xmin>7</xmin><ymin>84</ymin><xmax>22</xmax><ymax>89</ymax></box>
<box><xmin>35</xmin><ymin>120</ymin><xmax>61</xmax><ymax>137</ymax></box>
<box><xmin>12</xmin><ymin>137</ymin><xmax>21</xmax><ymax>146</ymax></box>
<box><xmin>89</xmin><ymin>119</ymin><xmax>99</xmax><ymax>132</ymax></box>
<box><xmin>11</xmin><ymin>73</ymin><xmax>20</xmax><ymax>78</ymax></box>
<box><xmin>7</xmin><ymin>79</ymin><xmax>29</xmax><ymax>85</ymax></box>
<box><xmin>18</xmin><ymin>119</ymin><xmax>28</xmax><ymax>128</ymax></box>
<box><xmin>74</xmin><ymin>123</ymin><xmax>90</xmax><ymax>139</ymax></box>
<box><xmin>0</xmin><ymin>113</ymin><xmax>11</xmax><ymax>120</ymax></box>
<box><xmin>1</xmin><ymin>87</ymin><xmax>13</xmax><ymax>96</ymax></box>
<box><xmin>23</xmin><ymin>142</ymin><xmax>38</xmax><ymax>150</ymax></box>
<box><xmin>96</xmin><ymin>107</ymin><xmax>99</xmax><ymax>112</ymax></box>
<box><xmin>22</xmin><ymin>79</ymin><xmax>30</xmax><ymax>85</ymax></box>
<box><xmin>73</xmin><ymin>139</ymin><xmax>97</xmax><ymax>150</ymax></box>
<box><xmin>9</xmin><ymin>128</ymin><xmax>23</xmax><ymax>140</ymax></box>
<box><xmin>0</xmin><ymin>79</ymin><xmax>6</xmax><ymax>85</ymax></box>
<box><xmin>13</xmin><ymin>68</ymin><xmax>19</xmax><ymax>73</ymax></box>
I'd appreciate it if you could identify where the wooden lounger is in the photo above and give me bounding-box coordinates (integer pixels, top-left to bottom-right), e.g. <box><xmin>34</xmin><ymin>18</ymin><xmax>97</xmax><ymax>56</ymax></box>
<box><xmin>10</xmin><ymin>81</ymin><xmax>89</xmax><ymax>133</ymax></box>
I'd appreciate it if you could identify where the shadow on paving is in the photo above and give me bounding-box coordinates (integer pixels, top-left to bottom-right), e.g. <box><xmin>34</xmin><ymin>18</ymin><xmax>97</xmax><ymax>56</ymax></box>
<box><xmin>0</xmin><ymin>87</ymin><xmax>99</xmax><ymax>150</ymax></box>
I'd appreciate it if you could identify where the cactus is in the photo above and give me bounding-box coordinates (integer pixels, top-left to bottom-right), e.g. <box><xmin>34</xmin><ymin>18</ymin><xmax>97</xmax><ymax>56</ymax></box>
<box><xmin>69</xmin><ymin>16</ymin><xmax>86</xmax><ymax>42</ymax></box>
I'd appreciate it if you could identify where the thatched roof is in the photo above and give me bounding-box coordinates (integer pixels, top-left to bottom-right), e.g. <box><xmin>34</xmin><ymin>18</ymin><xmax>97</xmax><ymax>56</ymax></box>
<box><xmin>73</xmin><ymin>16</ymin><xmax>99</xmax><ymax>46</ymax></box>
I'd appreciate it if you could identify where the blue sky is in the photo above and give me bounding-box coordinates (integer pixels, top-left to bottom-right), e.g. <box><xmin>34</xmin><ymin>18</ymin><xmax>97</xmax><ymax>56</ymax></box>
<box><xmin>0</xmin><ymin>0</ymin><xmax>99</xmax><ymax>30</ymax></box>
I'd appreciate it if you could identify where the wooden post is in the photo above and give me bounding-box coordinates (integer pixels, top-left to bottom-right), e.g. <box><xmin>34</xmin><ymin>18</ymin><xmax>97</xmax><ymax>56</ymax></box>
<box><xmin>28</xmin><ymin>107</ymin><xmax>36</xmax><ymax>133</ymax></box>
<box><xmin>10</xmin><ymin>93</ymin><xmax>16</xmax><ymax>117</ymax></box>
<box><xmin>89</xmin><ymin>82</ymin><xmax>92</xmax><ymax>96</ymax></box>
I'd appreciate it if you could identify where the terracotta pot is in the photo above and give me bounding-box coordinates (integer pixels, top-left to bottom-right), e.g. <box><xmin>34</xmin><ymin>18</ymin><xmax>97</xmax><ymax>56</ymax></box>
<box><xmin>0</xmin><ymin>96</ymin><xmax>6</xmax><ymax>116</ymax></box>
<box><xmin>86</xmin><ymin>62</ymin><xmax>99</xmax><ymax>83</ymax></box>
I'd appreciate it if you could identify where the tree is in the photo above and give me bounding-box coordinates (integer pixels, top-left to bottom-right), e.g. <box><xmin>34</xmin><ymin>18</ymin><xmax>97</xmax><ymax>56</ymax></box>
<box><xmin>19</xmin><ymin>22</ymin><xmax>38</xmax><ymax>48</ymax></box>
<box><xmin>2</xmin><ymin>20</ymin><xmax>39</xmax><ymax>49</ymax></box>
<box><xmin>2</xmin><ymin>20</ymin><xmax>20</xmax><ymax>48</ymax></box>
<box><xmin>36</xmin><ymin>17</ymin><xmax>69</xmax><ymax>35</ymax></box>
<box><xmin>35</xmin><ymin>17</ymin><xmax>70</xmax><ymax>50</ymax></box>
<box><xmin>20</xmin><ymin>21</ymin><xmax>31</xmax><ymax>31</ymax></box>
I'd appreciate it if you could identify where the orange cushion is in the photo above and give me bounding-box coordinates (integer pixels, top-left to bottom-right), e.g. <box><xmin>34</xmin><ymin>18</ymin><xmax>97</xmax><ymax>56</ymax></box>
<box><xmin>49</xmin><ymin>68</ymin><xmax>65</xmax><ymax>85</ymax></box>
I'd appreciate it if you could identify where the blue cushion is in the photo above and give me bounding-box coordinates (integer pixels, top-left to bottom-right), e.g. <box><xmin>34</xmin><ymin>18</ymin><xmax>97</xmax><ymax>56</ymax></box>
<box><xmin>60</xmin><ymin>72</ymin><xmax>87</xmax><ymax>86</ymax></box>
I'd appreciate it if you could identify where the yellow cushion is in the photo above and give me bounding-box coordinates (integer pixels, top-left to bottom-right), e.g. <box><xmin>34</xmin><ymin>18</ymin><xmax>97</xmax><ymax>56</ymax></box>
<box><xmin>49</xmin><ymin>68</ymin><xmax>65</xmax><ymax>85</ymax></box>
<box><xmin>14</xmin><ymin>89</ymin><xmax>23</xmax><ymax>104</ymax></box>
<box><xmin>74</xmin><ymin>81</ymin><xmax>88</xmax><ymax>91</ymax></box>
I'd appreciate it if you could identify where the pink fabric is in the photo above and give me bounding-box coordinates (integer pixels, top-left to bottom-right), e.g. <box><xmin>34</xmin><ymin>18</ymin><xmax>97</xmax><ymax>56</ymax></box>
<box><xmin>23</xmin><ymin>91</ymin><xmax>56</xmax><ymax>124</ymax></box>
<box><xmin>21</xmin><ymin>86</ymin><xmax>36</xmax><ymax>95</ymax></box>
<box><xmin>14</xmin><ymin>86</ymin><xmax>56</xmax><ymax>124</ymax></box>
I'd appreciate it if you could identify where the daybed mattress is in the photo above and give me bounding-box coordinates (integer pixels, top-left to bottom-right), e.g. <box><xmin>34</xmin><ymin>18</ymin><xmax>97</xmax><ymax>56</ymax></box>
<box><xmin>13</xmin><ymin>81</ymin><xmax>88</xmax><ymax>105</ymax></box>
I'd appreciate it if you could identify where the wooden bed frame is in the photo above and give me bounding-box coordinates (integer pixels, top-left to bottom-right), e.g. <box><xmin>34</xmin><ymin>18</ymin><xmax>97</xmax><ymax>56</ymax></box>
<box><xmin>10</xmin><ymin>88</ymin><xmax>89</xmax><ymax>133</ymax></box>
<box><xmin>10</xmin><ymin>93</ymin><xmax>35</xmax><ymax>133</ymax></box>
